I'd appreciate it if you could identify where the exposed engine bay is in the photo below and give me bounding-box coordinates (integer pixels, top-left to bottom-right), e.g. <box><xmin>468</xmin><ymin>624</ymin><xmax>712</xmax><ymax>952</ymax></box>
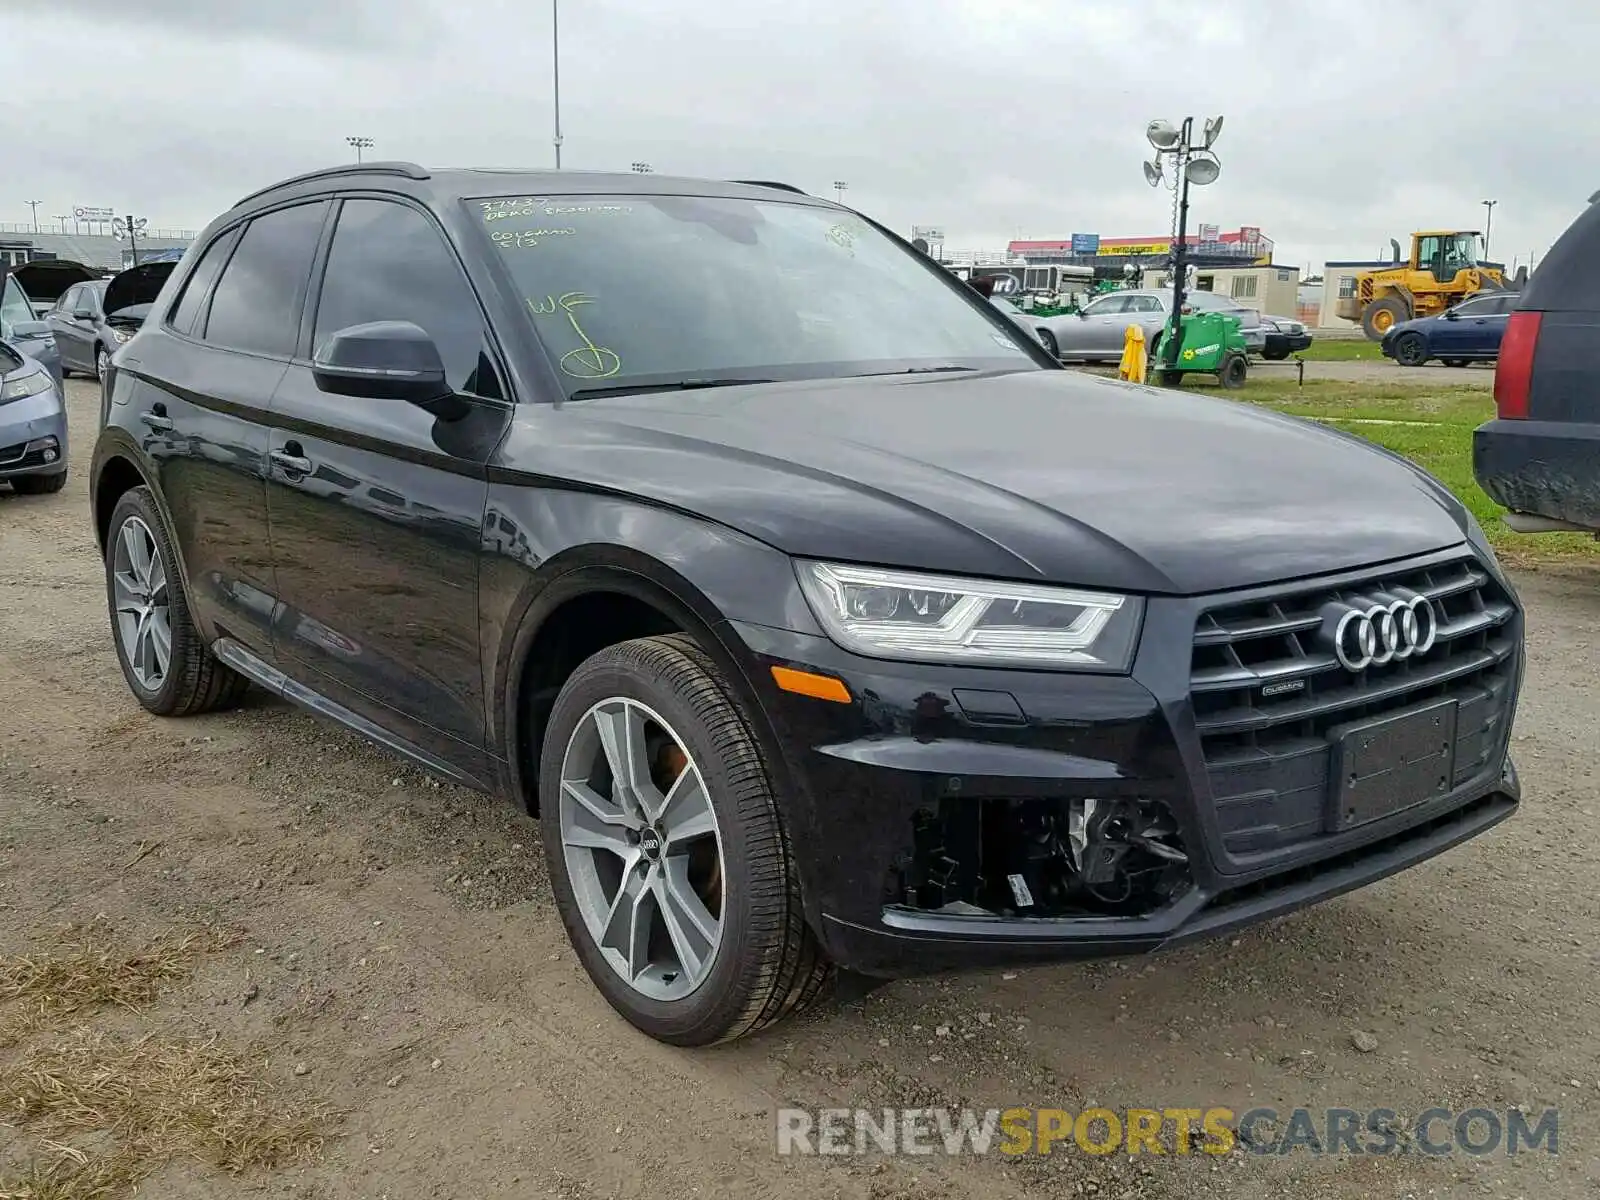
<box><xmin>893</xmin><ymin>796</ymin><xmax>1193</xmax><ymax>919</ymax></box>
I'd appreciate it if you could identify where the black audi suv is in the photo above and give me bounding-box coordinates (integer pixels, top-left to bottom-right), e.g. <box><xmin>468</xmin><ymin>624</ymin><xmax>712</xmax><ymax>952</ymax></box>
<box><xmin>91</xmin><ymin>164</ymin><xmax>1524</xmax><ymax>1046</ymax></box>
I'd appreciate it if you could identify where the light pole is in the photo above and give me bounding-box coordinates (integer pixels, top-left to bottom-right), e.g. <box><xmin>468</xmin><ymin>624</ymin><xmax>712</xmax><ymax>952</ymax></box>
<box><xmin>52</xmin><ymin>214</ymin><xmax>69</xmax><ymax>234</ymax></box>
<box><xmin>1481</xmin><ymin>199</ymin><xmax>1497</xmax><ymax>259</ymax></box>
<box><xmin>552</xmin><ymin>0</ymin><xmax>563</xmax><ymax>168</ymax></box>
<box><xmin>112</xmin><ymin>213</ymin><xmax>149</xmax><ymax>266</ymax></box>
<box><xmin>25</xmin><ymin>200</ymin><xmax>40</xmax><ymax>233</ymax></box>
<box><xmin>346</xmin><ymin>136</ymin><xmax>374</xmax><ymax>163</ymax></box>
<box><xmin>1142</xmin><ymin>116</ymin><xmax>1224</xmax><ymax>379</ymax></box>
<box><xmin>833</xmin><ymin>181</ymin><xmax>848</xmax><ymax>204</ymax></box>
<box><xmin>631</xmin><ymin>162</ymin><xmax>653</xmax><ymax>174</ymax></box>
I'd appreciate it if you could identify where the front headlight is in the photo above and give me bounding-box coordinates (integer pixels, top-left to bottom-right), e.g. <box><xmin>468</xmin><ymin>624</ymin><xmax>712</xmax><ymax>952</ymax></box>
<box><xmin>0</xmin><ymin>369</ymin><xmax>53</xmax><ymax>405</ymax></box>
<box><xmin>111</xmin><ymin>327</ymin><xmax>135</xmax><ymax>344</ymax></box>
<box><xmin>796</xmin><ymin>560</ymin><xmax>1144</xmax><ymax>671</ymax></box>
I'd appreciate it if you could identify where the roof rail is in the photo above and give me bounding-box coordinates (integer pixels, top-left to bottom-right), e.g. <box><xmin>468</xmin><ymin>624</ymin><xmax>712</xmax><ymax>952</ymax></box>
<box><xmin>233</xmin><ymin>161</ymin><xmax>431</xmax><ymax>209</ymax></box>
<box><xmin>730</xmin><ymin>179</ymin><xmax>808</xmax><ymax>195</ymax></box>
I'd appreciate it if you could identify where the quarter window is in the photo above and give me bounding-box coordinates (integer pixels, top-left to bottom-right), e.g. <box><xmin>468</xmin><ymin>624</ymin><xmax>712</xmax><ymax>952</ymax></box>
<box><xmin>312</xmin><ymin>199</ymin><xmax>497</xmax><ymax>397</ymax></box>
<box><xmin>202</xmin><ymin>201</ymin><xmax>329</xmax><ymax>357</ymax></box>
<box><xmin>168</xmin><ymin>232</ymin><xmax>236</xmax><ymax>337</ymax></box>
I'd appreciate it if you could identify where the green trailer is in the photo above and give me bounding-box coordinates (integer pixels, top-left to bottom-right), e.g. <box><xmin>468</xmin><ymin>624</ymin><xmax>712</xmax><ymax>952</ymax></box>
<box><xmin>1146</xmin><ymin>310</ymin><xmax>1250</xmax><ymax>388</ymax></box>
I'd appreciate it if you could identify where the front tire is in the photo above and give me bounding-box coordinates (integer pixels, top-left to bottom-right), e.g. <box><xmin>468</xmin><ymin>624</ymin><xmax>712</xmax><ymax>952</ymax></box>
<box><xmin>104</xmin><ymin>487</ymin><xmax>249</xmax><ymax>716</ymax></box>
<box><xmin>1036</xmin><ymin>328</ymin><xmax>1059</xmax><ymax>359</ymax></box>
<box><xmin>1443</xmin><ymin>358</ymin><xmax>1469</xmax><ymax>368</ymax></box>
<box><xmin>539</xmin><ymin>634</ymin><xmax>831</xmax><ymax>1046</ymax></box>
<box><xmin>1362</xmin><ymin>297</ymin><xmax>1410</xmax><ymax>340</ymax></box>
<box><xmin>95</xmin><ymin>347</ymin><xmax>111</xmax><ymax>380</ymax></box>
<box><xmin>1261</xmin><ymin>347</ymin><xmax>1290</xmax><ymax>361</ymax></box>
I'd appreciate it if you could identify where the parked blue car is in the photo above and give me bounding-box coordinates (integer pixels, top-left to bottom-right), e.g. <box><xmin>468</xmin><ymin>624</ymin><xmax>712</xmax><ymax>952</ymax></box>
<box><xmin>1380</xmin><ymin>291</ymin><xmax>1515</xmax><ymax>367</ymax></box>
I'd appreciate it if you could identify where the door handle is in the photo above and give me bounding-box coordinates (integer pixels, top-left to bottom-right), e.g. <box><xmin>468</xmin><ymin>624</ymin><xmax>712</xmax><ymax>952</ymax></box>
<box><xmin>138</xmin><ymin>411</ymin><xmax>173</xmax><ymax>432</ymax></box>
<box><xmin>270</xmin><ymin>449</ymin><xmax>313</xmax><ymax>475</ymax></box>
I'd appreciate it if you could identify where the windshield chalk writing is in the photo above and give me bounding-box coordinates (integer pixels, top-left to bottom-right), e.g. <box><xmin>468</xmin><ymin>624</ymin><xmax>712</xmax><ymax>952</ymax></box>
<box><xmin>481</xmin><ymin>198</ymin><xmax>635</xmax><ymax>223</ymax></box>
<box><xmin>528</xmin><ymin>292</ymin><xmax>622</xmax><ymax>379</ymax></box>
<box><xmin>491</xmin><ymin>228</ymin><xmax>576</xmax><ymax>249</ymax></box>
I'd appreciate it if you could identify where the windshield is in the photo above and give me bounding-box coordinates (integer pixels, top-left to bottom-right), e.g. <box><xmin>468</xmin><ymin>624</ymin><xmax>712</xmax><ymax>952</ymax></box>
<box><xmin>1446</xmin><ymin>233</ymin><xmax>1480</xmax><ymax>268</ymax></box>
<box><xmin>472</xmin><ymin>193</ymin><xmax>1038</xmax><ymax>396</ymax></box>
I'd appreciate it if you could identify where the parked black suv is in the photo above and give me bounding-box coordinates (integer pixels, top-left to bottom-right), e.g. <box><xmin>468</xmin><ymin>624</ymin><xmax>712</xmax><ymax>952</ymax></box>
<box><xmin>92</xmin><ymin>164</ymin><xmax>1524</xmax><ymax>1046</ymax></box>
<box><xmin>1473</xmin><ymin>194</ymin><xmax>1600</xmax><ymax>534</ymax></box>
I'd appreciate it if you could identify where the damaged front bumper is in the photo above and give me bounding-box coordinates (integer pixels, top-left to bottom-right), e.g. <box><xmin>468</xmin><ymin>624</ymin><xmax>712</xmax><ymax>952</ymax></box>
<box><xmin>729</xmin><ymin>551</ymin><xmax>1523</xmax><ymax>978</ymax></box>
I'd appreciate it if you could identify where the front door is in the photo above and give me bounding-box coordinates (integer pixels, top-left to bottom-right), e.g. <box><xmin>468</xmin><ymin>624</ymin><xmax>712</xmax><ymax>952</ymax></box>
<box><xmin>47</xmin><ymin>285</ymin><xmax>92</xmax><ymax>371</ymax></box>
<box><xmin>265</xmin><ymin>196</ymin><xmax>511</xmax><ymax>777</ymax></box>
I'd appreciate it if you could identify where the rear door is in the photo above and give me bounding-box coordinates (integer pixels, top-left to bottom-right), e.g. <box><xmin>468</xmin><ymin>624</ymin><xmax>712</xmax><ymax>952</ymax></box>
<box><xmin>264</xmin><ymin>195</ymin><xmax>511</xmax><ymax>778</ymax></box>
<box><xmin>116</xmin><ymin>201</ymin><xmax>330</xmax><ymax>658</ymax></box>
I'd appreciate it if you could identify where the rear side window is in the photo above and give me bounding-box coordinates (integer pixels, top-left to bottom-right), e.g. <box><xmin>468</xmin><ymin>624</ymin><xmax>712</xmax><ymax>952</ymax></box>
<box><xmin>167</xmin><ymin>233</ymin><xmax>235</xmax><ymax>337</ymax></box>
<box><xmin>312</xmin><ymin>198</ymin><xmax>498</xmax><ymax>397</ymax></box>
<box><xmin>202</xmin><ymin>201</ymin><xmax>329</xmax><ymax>357</ymax></box>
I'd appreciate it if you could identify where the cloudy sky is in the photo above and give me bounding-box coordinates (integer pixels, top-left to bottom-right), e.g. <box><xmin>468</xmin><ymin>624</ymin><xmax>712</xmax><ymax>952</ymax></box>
<box><xmin>4</xmin><ymin>0</ymin><xmax>1590</xmax><ymax>274</ymax></box>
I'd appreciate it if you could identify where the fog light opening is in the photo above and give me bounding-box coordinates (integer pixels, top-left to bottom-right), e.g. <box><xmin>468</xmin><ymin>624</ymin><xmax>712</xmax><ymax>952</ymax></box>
<box><xmin>893</xmin><ymin>795</ymin><xmax>1193</xmax><ymax>920</ymax></box>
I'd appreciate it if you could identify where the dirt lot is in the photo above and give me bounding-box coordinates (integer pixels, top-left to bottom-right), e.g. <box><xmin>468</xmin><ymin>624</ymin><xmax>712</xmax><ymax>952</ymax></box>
<box><xmin>1</xmin><ymin>381</ymin><xmax>1597</xmax><ymax>1198</ymax></box>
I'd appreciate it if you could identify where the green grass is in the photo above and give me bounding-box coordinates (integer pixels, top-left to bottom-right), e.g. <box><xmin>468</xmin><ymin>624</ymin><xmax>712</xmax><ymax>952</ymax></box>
<box><xmin>1219</xmin><ymin>380</ymin><xmax>1598</xmax><ymax>563</ymax></box>
<box><xmin>1294</xmin><ymin>338</ymin><xmax>1384</xmax><ymax>362</ymax></box>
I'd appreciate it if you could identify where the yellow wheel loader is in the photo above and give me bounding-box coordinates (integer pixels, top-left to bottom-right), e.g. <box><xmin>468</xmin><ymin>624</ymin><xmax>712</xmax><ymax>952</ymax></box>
<box><xmin>1336</xmin><ymin>231</ymin><xmax>1511</xmax><ymax>340</ymax></box>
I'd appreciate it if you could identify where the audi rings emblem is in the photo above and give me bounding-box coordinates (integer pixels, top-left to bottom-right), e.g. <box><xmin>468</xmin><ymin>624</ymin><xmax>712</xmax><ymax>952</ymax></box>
<box><xmin>1330</xmin><ymin>593</ymin><xmax>1438</xmax><ymax>671</ymax></box>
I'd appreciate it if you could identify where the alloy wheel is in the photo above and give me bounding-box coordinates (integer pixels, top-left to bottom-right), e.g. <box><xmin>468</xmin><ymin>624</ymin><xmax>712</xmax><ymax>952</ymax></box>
<box><xmin>96</xmin><ymin>348</ymin><xmax>110</xmax><ymax>379</ymax></box>
<box><xmin>111</xmin><ymin>516</ymin><xmax>172</xmax><ymax>691</ymax></box>
<box><xmin>558</xmin><ymin>696</ymin><xmax>726</xmax><ymax>1002</ymax></box>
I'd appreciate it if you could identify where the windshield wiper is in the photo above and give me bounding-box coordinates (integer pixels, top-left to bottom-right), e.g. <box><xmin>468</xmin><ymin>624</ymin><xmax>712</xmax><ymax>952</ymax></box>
<box><xmin>566</xmin><ymin>378</ymin><xmax>778</xmax><ymax>400</ymax></box>
<box><xmin>853</xmin><ymin>365</ymin><xmax>979</xmax><ymax>378</ymax></box>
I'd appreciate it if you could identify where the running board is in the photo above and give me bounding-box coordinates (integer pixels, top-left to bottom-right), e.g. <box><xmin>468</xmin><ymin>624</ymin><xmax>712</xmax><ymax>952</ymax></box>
<box><xmin>211</xmin><ymin>637</ymin><xmax>480</xmax><ymax>789</ymax></box>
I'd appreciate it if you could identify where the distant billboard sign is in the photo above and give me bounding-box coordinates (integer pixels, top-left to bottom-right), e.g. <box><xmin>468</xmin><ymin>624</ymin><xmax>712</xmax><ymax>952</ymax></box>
<box><xmin>1240</xmin><ymin>226</ymin><xmax>1262</xmax><ymax>243</ymax></box>
<box><xmin>73</xmin><ymin>206</ymin><xmax>114</xmax><ymax>222</ymax></box>
<box><xmin>1097</xmin><ymin>239</ymin><xmax>1170</xmax><ymax>257</ymax></box>
<box><xmin>1198</xmin><ymin>223</ymin><xmax>1220</xmax><ymax>242</ymax></box>
<box><xmin>1070</xmin><ymin>233</ymin><xmax>1100</xmax><ymax>254</ymax></box>
<box><xmin>911</xmin><ymin>225</ymin><xmax>946</xmax><ymax>242</ymax></box>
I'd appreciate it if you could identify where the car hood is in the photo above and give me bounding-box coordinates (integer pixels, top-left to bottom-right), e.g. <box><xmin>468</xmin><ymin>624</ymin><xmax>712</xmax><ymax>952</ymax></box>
<box><xmin>102</xmin><ymin>261</ymin><xmax>176</xmax><ymax>317</ymax></box>
<box><xmin>514</xmin><ymin>369</ymin><xmax>1470</xmax><ymax>595</ymax></box>
<box><xmin>1385</xmin><ymin>314</ymin><xmax>1445</xmax><ymax>340</ymax></box>
<box><xmin>4</xmin><ymin>260</ymin><xmax>100</xmax><ymax>304</ymax></box>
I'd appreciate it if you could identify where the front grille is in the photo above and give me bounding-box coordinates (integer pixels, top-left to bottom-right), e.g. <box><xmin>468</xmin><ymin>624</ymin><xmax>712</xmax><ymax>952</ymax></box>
<box><xmin>1190</xmin><ymin>555</ymin><xmax>1517</xmax><ymax>856</ymax></box>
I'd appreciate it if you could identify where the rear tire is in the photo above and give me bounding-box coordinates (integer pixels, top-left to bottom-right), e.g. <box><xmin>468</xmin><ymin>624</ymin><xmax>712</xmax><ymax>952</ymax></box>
<box><xmin>1393</xmin><ymin>333</ymin><xmax>1429</xmax><ymax>367</ymax></box>
<box><xmin>1361</xmin><ymin>296</ymin><xmax>1410</xmax><ymax>340</ymax></box>
<box><xmin>539</xmin><ymin>634</ymin><xmax>832</xmax><ymax>1046</ymax></box>
<box><xmin>1443</xmin><ymin>358</ymin><xmax>1469</xmax><ymax>368</ymax></box>
<box><xmin>104</xmin><ymin>486</ymin><xmax>250</xmax><ymax>716</ymax></box>
<box><xmin>11</xmin><ymin>472</ymin><xmax>67</xmax><ymax>495</ymax></box>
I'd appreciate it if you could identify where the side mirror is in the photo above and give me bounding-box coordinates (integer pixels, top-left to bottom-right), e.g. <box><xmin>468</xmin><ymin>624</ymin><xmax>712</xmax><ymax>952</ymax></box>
<box><xmin>312</xmin><ymin>321</ymin><xmax>458</xmax><ymax>414</ymax></box>
<box><xmin>10</xmin><ymin>320</ymin><xmax>51</xmax><ymax>339</ymax></box>
<box><xmin>74</xmin><ymin>308</ymin><xmax>95</xmax><ymax>321</ymax></box>
<box><xmin>1443</xmin><ymin>309</ymin><xmax>1458</xmax><ymax>320</ymax></box>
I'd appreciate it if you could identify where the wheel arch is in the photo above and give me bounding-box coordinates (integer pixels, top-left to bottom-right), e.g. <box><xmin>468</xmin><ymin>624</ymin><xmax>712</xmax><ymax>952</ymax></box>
<box><xmin>92</xmin><ymin>448</ymin><xmax>154</xmax><ymax>554</ymax></box>
<box><xmin>495</xmin><ymin>547</ymin><xmax>797</xmax><ymax>825</ymax></box>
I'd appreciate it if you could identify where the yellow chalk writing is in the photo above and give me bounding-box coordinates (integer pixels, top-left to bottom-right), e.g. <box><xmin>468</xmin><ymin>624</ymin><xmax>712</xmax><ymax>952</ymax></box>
<box><xmin>527</xmin><ymin>292</ymin><xmax>622</xmax><ymax>379</ymax></box>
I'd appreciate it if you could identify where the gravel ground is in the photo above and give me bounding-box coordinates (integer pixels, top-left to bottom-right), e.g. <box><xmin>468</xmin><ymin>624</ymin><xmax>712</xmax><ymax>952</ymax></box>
<box><xmin>1297</xmin><ymin>360</ymin><xmax>1495</xmax><ymax>386</ymax></box>
<box><xmin>0</xmin><ymin>381</ymin><xmax>1595</xmax><ymax>1198</ymax></box>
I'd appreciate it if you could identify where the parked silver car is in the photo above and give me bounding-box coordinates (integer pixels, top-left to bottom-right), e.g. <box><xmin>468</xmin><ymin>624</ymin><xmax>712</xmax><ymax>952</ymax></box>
<box><xmin>1038</xmin><ymin>288</ymin><xmax>1266</xmax><ymax>362</ymax></box>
